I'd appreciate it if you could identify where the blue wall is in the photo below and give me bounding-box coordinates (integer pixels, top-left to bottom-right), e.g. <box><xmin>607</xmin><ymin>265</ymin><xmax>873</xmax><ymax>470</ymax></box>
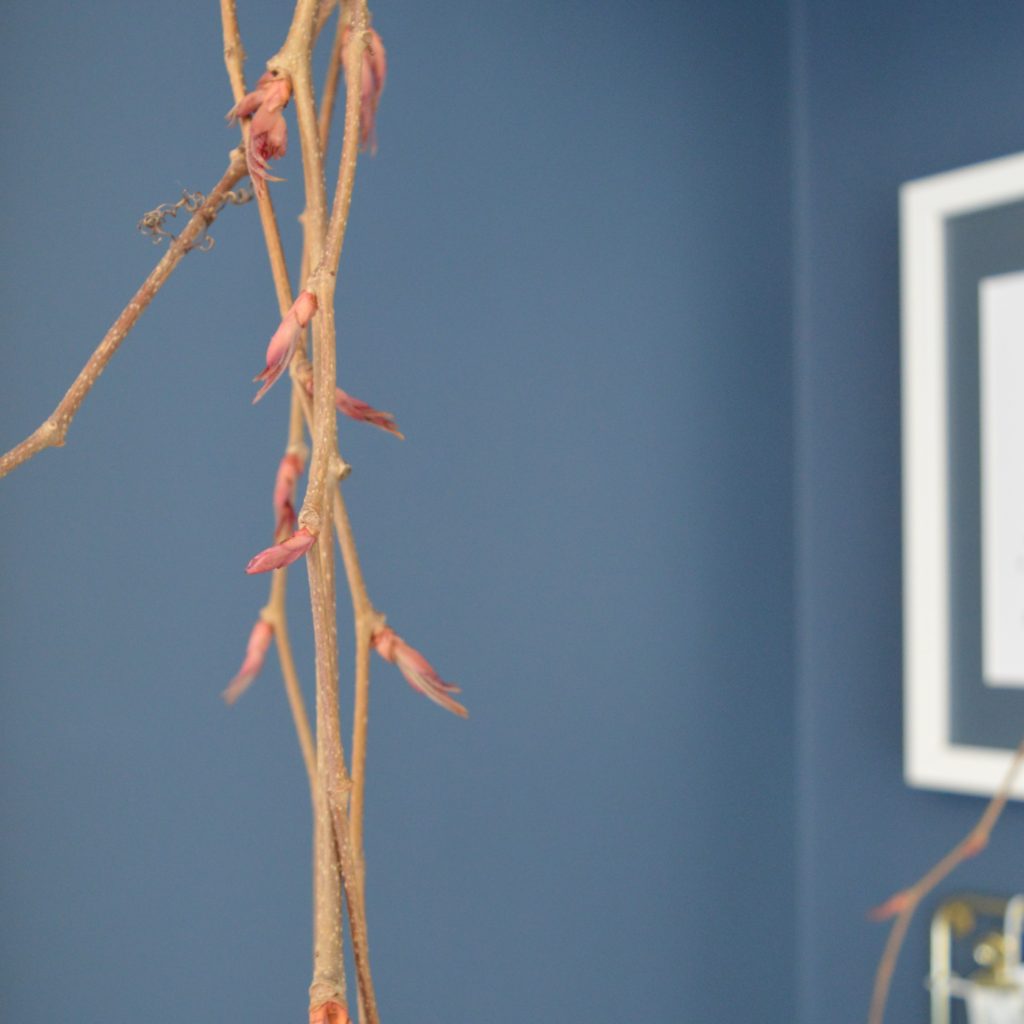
<box><xmin>5</xmin><ymin>2</ymin><xmax>1023</xmax><ymax>1021</ymax></box>
<box><xmin>793</xmin><ymin>2</ymin><xmax>1024</xmax><ymax>1021</ymax></box>
<box><xmin>0</xmin><ymin>2</ymin><xmax>798</xmax><ymax>1022</ymax></box>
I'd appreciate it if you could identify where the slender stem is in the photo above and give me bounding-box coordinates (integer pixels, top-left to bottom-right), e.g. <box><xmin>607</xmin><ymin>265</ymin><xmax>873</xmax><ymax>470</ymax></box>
<box><xmin>318</xmin><ymin>8</ymin><xmax>348</xmax><ymax>153</ymax></box>
<box><xmin>222</xmin><ymin>0</ymin><xmax>318</xmax><ymax>800</ymax></box>
<box><xmin>306</xmin><ymin>497</ymin><xmax>351</xmax><ymax>1011</ymax></box>
<box><xmin>328</xmin><ymin>769</ymin><xmax>380</xmax><ymax>1024</ymax></box>
<box><xmin>320</xmin><ymin>10</ymin><xmax>368</xmax><ymax>278</ymax></box>
<box><xmin>271</xmin><ymin>3</ymin><xmax>380</xmax><ymax>1018</ymax></box>
<box><xmin>301</xmin><ymin>1</ymin><xmax>367</xmax><ymax>530</ymax></box>
<box><xmin>867</xmin><ymin>735</ymin><xmax>1024</xmax><ymax>1024</ymax></box>
<box><xmin>225</xmin><ymin>4</ymin><xmax>382</xmax><ymax>1019</ymax></box>
<box><xmin>219</xmin><ymin>0</ymin><xmax>248</xmax><ymax>101</ymax></box>
<box><xmin>315</xmin><ymin>0</ymin><xmax>341</xmax><ymax>37</ymax></box>
<box><xmin>314</xmin><ymin>17</ymin><xmax>384</xmax><ymax>1021</ymax></box>
<box><xmin>265</xmin><ymin>594</ymin><xmax>317</xmax><ymax>791</ymax></box>
<box><xmin>333</xmin><ymin>488</ymin><xmax>382</xmax><ymax>882</ymax></box>
<box><xmin>0</xmin><ymin>154</ymin><xmax>248</xmax><ymax>481</ymax></box>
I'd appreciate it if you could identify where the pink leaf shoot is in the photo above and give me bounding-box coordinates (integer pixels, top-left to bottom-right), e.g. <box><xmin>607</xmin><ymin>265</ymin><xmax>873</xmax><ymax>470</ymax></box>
<box><xmin>227</xmin><ymin>70</ymin><xmax>292</xmax><ymax>196</ymax></box>
<box><xmin>253</xmin><ymin>290</ymin><xmax>318</xmax><ymax>403</ymax></box>
<box><xmin>302</xmin><ymin>377</ymin><xmax>404</xmax><ymax>438</ymax></box>
<box><xmin>245</xmin><ymin>526</ymin><xmax>317</xmax><ymax>574</ymax></box>
<box><xmin>341</xmin><ymin>25</ymin><xmax>387</xmax><ymax>153</ymax></box>
<box><xmin>371</xmin><ymin>626</ymin><xmax>468</xmax><ymax>717</ymax></box>
<box><xmin>273</xmin><ymin>451</ymin><xmax>305</xmax><ymax>541</ymax></box>
<box><xmin>223</xmin><ymin>618</ymin><xmax>273</xmax><ymax>705</ymax></box>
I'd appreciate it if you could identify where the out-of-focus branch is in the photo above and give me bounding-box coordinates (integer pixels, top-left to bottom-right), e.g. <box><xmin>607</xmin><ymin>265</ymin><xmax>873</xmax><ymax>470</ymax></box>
<box><xmin>867</xmin><ymin>736</ymin><xmax>1024</xmax><ymax>1024</ymax></box>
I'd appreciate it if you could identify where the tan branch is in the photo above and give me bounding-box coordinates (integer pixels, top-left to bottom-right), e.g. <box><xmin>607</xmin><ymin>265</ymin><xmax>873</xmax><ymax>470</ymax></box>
<box><xmin>264</xmin><ymin>583</ymin><xmax>317</xmax><ymax>791</ymax></box>
<box><xmin>867</xmin><ymin>735</ymin><xmax>1024</xmax><ymax>1024</ymax></box>
<box><xmin>268</xmin><ymin>2</ymin><xmax>383</xmax><ymax>1019</ymax></box>
<box><xmin>222</xmin><ymin>0</ymin><xmax>319</xmax><ymax>801</ymax></box>
<box><xmin>318</xmin><ymin>8</ymin><xmax>348</xmax><ymax>152</ymax></box>
<box><xmin>0</xmin><ymin>152</ymin><xmax>248</xmax><ymax>481</ymax></box>
<box><xmin>332</xmin><ymin>488</ymin><xmax>382</xmax><ymax>881</ymax></box>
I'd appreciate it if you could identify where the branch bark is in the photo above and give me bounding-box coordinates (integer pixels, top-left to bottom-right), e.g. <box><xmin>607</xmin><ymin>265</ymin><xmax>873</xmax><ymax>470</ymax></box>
<box><xmin>0</xmin><ymin>152</ymin><xmax>248</xmax><ymax>480</ymax></box>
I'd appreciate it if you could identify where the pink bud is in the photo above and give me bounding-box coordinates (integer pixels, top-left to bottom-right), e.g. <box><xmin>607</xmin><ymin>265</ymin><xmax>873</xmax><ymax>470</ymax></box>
<box><xmin>223</xmin><ymin>619</ymin><xmax>273</xmax><ymax>704</ymax></box>
<box><xmin>253</xmin><ymin>291</ymin><xmax>318</xmax><ymax>403</ymax></box>
<box><xmin>272</xmin><ymin>452</ymin><xmax>304</xmax><ymax>541</ymax></box>
<box><xmin>335</xmin><ymin>388</ymin><xmax>404</xmax><ymax>438</ymax></box>
<box><xmin>372</xmin><ymin>626</ymin><xmax>468</xmax><ymax>717</ymax></box>
<box><xmin>302</xmin><ymin>378</ymin><xmax>404</xmax><ymax>438</ymax></box>
<box><xmin>245</xmin><ymin>526</ymin><xmax>317</xmax><ymax>574</ymax></box>
<box><xmin>342</xmin><ymin>26</ymin><xmax>387</xmax><ymax>153</ymax></box>
<box><xmin>227</xmin><ymin>71</ymin><xmax>293</xmax><ymax>195</ymax></box>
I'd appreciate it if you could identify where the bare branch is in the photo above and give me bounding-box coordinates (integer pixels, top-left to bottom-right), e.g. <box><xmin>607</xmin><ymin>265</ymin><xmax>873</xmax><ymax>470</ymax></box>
<box><xmin>0</xmin><ymin>152</ymin><xmax>248</xmax><ymax>481</ymax></box>
<box><xmin>867</xmin><ymin>735</ymin><xmax>1024</xmax><ymax>1024</ymax></box>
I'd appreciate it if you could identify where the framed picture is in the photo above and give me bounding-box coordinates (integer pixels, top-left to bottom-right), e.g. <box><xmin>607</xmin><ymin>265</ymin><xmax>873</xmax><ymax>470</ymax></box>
<box><xmin>902</xmin><ymin>150</ymin><xmax>1024</xmax><ymax>799</ymax></box>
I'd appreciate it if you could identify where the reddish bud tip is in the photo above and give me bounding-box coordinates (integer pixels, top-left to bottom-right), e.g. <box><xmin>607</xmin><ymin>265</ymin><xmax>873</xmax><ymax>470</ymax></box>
<box><xmin>272</xmin><ymin>452</ymin><xmax>304</xmax><ymax>541</ymax></box>
<box><xmin>302</xmin><ymin>378</ymin><xmax>404</xmax><ymax>438</ymax></box>
<box><xmin>223</xmin><ymin>619</ymin><xmax>274</xmax><ymax>704</ymax></box>
<box><xmin>253</xmin><ymin>292</ymin><xmax>318</xmax><ymax>403</ymax></box>
<box><xmin>342</xmin><ymin>26</ymin><xmax>387</xmax><ymax>153</ymax></box>
<box><xmin>372</xmin><ymin>626</ymin><xmax>468</xmax><ymax>717</ymax></box>
<box><xmin>335</xmin><ymin>387</ymin><xmax>404</xmax><ymax>438</ymax></box>
<box><xmin>227</xmin><ymin>72</ymin><xmax>293</xmax><ymax>195</ymax></box>
<box><xmin>245</xmin><ymin>526</ymin><xmax>316</xmax><ymax>574</ymax></box>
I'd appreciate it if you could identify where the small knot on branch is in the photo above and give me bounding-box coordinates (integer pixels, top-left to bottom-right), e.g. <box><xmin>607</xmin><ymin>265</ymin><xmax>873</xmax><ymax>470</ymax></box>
<box><xmin>137</xmin><ymin>187</ymin><xmax>253</xmax><ymax>251</ymax></box>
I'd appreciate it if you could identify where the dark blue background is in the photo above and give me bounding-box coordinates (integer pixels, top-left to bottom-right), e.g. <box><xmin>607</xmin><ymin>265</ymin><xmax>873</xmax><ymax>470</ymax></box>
<box><xmin>0</xmin><ymin>2</ymin><xmax>1021</xmax><ymax>1022</ymax></box>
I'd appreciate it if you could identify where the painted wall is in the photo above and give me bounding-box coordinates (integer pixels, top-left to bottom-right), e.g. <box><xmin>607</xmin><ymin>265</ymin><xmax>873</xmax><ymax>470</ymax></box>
<box><xmin>0</xmin><ymin>2</ymin><xmax>797</xmax><ymax>1022</ymax></box>
<box><xmin>792</xmin><ymin>2</ymin><xmax>1024</xmax><ymax>1021</ymax></box>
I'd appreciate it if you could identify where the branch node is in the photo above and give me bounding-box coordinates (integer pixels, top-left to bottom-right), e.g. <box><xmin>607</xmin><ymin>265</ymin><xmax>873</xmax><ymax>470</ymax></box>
<box><xmin>298</xmin><ymin>506</ymin><xmax>322</xmax><ymax>534</ymax></box>
<box><xmin>331</xmin><ymin>454</ymin><xmax>351</xmax><ymax>480</ymax></box>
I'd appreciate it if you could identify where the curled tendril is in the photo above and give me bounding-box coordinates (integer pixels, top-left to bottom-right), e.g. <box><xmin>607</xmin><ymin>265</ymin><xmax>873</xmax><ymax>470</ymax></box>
<box><xmin>137</xmin><ymin>186</ymin><xmax>253</xmax><ymax>251</ymax></box>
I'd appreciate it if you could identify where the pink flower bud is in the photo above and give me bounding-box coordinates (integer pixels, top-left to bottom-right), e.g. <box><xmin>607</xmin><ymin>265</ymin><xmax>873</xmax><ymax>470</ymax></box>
<box><xmin>302</xmin><ymin>378</ymin><xmax>403</xmax><ymax>438</ymax></box>
<box><xmin>372</xmin><ymin>626</ymin><xmax>468</xmax><ymax>717</ymax></box>
<box><xmin>253</xmin><ymin>291</ymin><xmax>318</xmax><ymax>403</ymax></box>
<box><xmin>223</xmin><ymin>619</ymin><xmax>273</xmax><ymax>704</ymax></box>
<box><xmin>335</xmin><ymin>387</ymin><xmax>404</xmax><ymax>438</ymax></box>
<box><xmin>272</xmin><ymin>452</ymin><xmax>304</xmax><ymax>541</ymax></box>
<box><xmin>227</xmin><ymin>71</ymin><xmax>292</xmax><ymax>196</ymax></box>
<box><xmin>245</xmin><ymin>526</ymin><xmax>317</xmax><ymax>574</ymax></box>
<box><xmin>342</xmin><ymin>26</ymin><xmax>387</xmax><ymax>153</ymax></box>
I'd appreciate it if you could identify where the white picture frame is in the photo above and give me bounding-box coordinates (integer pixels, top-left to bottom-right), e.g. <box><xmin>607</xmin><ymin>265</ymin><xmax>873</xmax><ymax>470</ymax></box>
<box><xmin>902</xmin><ymin>151</ymin><xmax>1024</xmax><ymax>799</ymax></box>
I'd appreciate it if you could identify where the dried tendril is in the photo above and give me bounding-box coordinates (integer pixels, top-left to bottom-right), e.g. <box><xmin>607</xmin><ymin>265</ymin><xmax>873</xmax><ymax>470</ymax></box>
<box><xmin>138</xmin><ymin>187</ymin><xmax>253</xmax><ymax>251</ymax></box>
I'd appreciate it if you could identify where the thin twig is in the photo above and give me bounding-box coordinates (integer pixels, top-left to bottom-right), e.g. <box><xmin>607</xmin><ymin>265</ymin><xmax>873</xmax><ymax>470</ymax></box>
<box><xmin>269</xmin><ymin>2</ymin><xmax>376</xmax><ymax>1018</ymax></box>
<box><xmin>221</xmin><ymin>0</ymin><xmax>317</xmax><ymax>800</ymax></box>
<box><xmin>315</xmin><ymin>18</ymin><xmax>384</xmax><ymax>1020</ymax></box>
<box><xmin>333</xmin><ymin>488</ymin><xmax>382</xmax><ymax>888</ymax></box>
<box><xmin>264</xmin><ymin>586</ymin><xmax>317</xmax><ymax>790</ymax></box>
<box><xmin>867</xmin><ymin>735</ymin><xmax>1024</xmax><ymax>1024</ymax></box>
<box><xmin>318</xmin><ymin>8</ymin><xmax>348</xmax><ymax>152</ymax></box>
<box><xmin>0</xmin><ymin>152</ymin><xmax>248</xmax><ymax>481</ymax></box>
